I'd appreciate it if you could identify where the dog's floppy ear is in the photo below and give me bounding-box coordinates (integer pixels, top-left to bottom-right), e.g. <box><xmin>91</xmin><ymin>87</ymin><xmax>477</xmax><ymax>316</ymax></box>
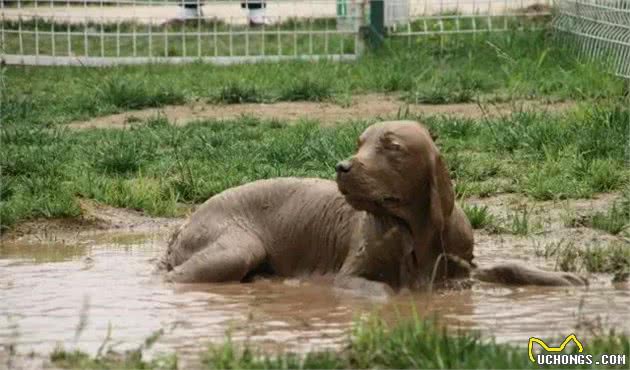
<box><xmin>429</xmin><ymin>152</ymin><xmax>454</xmax><ymax>243</ymax></box>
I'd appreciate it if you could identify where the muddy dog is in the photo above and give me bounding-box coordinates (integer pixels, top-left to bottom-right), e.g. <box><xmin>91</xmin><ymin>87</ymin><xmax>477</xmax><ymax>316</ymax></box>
<box><xmin>159</xmin><ymin>121</ymin><xmax>585</xmax><ymax>294</ymax></box>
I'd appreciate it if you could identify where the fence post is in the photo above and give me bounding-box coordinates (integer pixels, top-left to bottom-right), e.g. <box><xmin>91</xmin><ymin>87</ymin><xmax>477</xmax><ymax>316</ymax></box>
<box><xmin>362</xmin><ymin>0</ymin><xmax>385</xmax><ymax>49</ymax></box>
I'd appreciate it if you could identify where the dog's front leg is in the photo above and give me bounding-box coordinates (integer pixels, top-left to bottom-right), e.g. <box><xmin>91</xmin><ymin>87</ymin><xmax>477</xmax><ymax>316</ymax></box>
<box><xmin>473</xmin><ymin>263</ymin><xmax>587</xmax><ymax>286</ymax></box>
<box><xmin>333</xmin><ymin>275</ymin><xmax>394</xmax><ymax>299</ymax></box>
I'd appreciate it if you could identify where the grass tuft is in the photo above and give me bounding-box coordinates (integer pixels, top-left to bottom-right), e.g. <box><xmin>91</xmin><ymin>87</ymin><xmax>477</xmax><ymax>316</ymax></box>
<box><xmin>95</xmin><ymin>77</ymin><xmax>186</xmax><ymax>111</ymax></box>
<box><xmin>506</xmin><ymin>206</ymin><xmax>537</xmax><ymax>236</ymax></box>
<box><xmin>90</xmin><ymin>128</ymin><xmax>159</xmax><ymax>176</ymax></box>
<box><xmin>279</xmin><ymin>77</ymin><xmax>334</xmax><ymax>102</ymax></box>
<box><xmin>51</xmin><ymin>347</ymin><xmax>177</xmax><ymax>370</ymax></box>
<box><xmin>589</xmin><ymin>202</ymin><xmax>630</xmax><ymax>235</ymax></box>
<box><xmin>462</xmin><ymin>204</ymin><xmax>496</xmax><ymax>230</ymax></box>
<box><xmin>215</xmin><ymin>82</ymin><xmax>266</xmax><ymax>104</ymax></box>
<box><xmin>539</xmin><ymin>240</ymin><xmax>630</xmax><ymax>281</ymax></box>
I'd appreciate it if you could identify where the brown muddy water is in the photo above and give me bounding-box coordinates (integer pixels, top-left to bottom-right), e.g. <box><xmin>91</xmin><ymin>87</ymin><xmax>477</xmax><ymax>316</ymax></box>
<box><xmin>1</xmin><ymin>229</ymin><xmax>630</xmax><ymax>365</ymax></box>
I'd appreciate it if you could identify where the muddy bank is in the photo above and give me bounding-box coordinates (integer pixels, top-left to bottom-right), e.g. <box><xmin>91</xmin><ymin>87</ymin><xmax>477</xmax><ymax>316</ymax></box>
<box><xmin>67</xmin><ymin>95</ymin><xmax>576</xmax><ymax>130</ymax></box>
<box><xmin>1</xmin><ymin>199</ymin><xmax>184</xmax><ymax>245</ymax></box>
<box><xmin>468</xmin><ymin>192</ymin><xmax>629</xmax><ymax>284</ymax></box>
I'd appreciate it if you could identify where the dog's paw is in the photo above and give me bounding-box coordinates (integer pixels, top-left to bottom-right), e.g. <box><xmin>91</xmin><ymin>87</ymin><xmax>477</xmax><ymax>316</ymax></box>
<box><xmin>165</xmin><ymin>267</ymin><xmax>188</xmax><ymax>283</ymax></box>
<box><xmin>558</xmin><ymin>272</ymin><xmax>588</xmax><ymax>286</ymax></box>
<box><xmin>333</xmin><ymin>275</ymin><xmax>394</xmax><ymax>300</ymax></box>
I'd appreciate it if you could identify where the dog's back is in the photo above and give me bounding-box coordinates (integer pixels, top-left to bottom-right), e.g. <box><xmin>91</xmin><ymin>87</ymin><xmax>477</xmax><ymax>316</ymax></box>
<box><xmin>160</xmin><ymin>178</ymin><xmax>360</xmax><ymax>277</ymax></box>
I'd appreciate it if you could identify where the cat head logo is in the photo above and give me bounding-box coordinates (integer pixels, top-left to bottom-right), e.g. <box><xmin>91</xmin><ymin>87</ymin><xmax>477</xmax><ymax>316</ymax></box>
<box><xmin>528</xmin><ymin>334</ymin><xmax>584</xmax><ymax>363</ymax></box>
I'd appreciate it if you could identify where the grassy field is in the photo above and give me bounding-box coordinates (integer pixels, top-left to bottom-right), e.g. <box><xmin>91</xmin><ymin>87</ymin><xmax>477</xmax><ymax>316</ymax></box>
<box><xmin>1</xmin><ymin>100</ymin><xmax>628</xmax><ymax>231</ymax></box>
<box><xmin>3</xmin><ymin>30</ymin><xmax>627</xmax><ymax>126</ymax></box>
<box><xmin>48</xmin><ymin>315</ymin><xmax>630</xmax><ymax>369</ymax></box>
<box><xmin>2</xmin><ymin>30</ymin><xmax>629</xmax><ymax>233</ymax></box>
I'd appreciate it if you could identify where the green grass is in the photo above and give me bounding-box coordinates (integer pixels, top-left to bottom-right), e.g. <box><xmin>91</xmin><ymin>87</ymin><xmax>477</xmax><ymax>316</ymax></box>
<box><xmin>95</xmin><ymin>78</ymin><xmax>186</xmax><ymax>110</ymax></box>
<box><xmin>589</xmin><ymin>202</ymin><xmax>630</xmax><ymax>235</ymax></box>
<box><xmin>537</xmin><ymin>239</ymin><xmax>630</xmax><ymax>281</ymax></box>
<box><xmin>2</xmin><ymin>28</ymin><xmax>629</xmax><ymax>231</ymax></box>
<box><xmin>3</xmin><ymin>30</ymin><xmax>627</xmax><ymax>126</ymax></box>
<box><xmin>49</xmin><ymin>315</ymin><xmax>630</xmax><ymax>369</ymax></box>
<box><xmin>563</xmin><ymin>191</ymin><xmax>630</xmax><ymax>235</ymax></box>
<box><xmin>461</xmin><ymin>204</ymin><xmax>497</xmax><ymax>230</ymax></box>
<box><xmin>214</xmin><ymin>81</ymin><xmax>268</xmax><ymax>104</ymax></box>
<box><xmin>1</xmin><ymin>99</ymin><xmax>628</xmax><ymax>231</ymax></box>
<box><xmin>506</xmin><ymin>206</ymin><xmax>538</xmax><ymax>236</ymax></box>
<box><xmin>50</xmin><ymin>348</ymin><xmax>177</xmax><ymax>370</ymax></box>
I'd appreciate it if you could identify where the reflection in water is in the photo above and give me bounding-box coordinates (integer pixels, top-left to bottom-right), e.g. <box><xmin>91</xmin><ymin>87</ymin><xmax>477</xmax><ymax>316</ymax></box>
<box><xmin>1</xmin><ymin>232</ymin><xmax>629</xmax><ymax>363</ymax></box>
<box><xmin>0</xmin><ymin>244</ymin><xmax>89</xmax><ymax>264</ymax></box>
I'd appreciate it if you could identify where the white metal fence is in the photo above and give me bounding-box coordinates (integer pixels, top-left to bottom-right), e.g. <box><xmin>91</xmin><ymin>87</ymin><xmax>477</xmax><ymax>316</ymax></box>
<box><xmin>0</xmin><ymin>0</ymin><xmax>561</xmax><ymax>66</ymax></box>
<box><xmin>388</xmin><ymin>0</ymin><xmax>551</xmax><ymax>37</ymax></box>
<box><xmin>0</xmin><ymin>0</ymin><xmax>363</xmax><ymax>65</ymax></box>
<box><xmin>553</xmin><ymin>0</ymin><xmax>630</xmax><ymax>79</ymax></box>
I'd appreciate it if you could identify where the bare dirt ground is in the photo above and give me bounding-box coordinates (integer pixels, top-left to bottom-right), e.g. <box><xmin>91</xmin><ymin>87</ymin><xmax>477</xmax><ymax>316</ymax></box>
<box><xmin>467</xmin><ymin>192</ymin><xmax>627</xmax><ymax>277</ymax></box>
<box><xmin>68</xmin><ymin>94</ymin><xmax>575</xmax><ymax>130</ymax></box>
<box><xmin>0</xmin><ymin>199</ymin><xmax>184</xmax><ymax>246</ymax></box>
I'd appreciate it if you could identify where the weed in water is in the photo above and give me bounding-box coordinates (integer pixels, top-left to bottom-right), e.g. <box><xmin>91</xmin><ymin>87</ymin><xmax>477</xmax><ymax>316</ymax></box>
<box><xmin>51</xmin><ymin>347</ymin><xmax>177</xmax><ymax>370</ymax></box>
<box><xmin>506</xmin><ymin>206</ymin><xmax>536</xmax><ymax>236</ymax></box>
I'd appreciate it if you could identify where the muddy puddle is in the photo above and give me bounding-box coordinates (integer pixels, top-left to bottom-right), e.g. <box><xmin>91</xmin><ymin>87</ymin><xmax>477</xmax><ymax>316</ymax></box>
<box><xmin>1</xmin><ymin>224</ymin><xmax>630</xmax><ymax>365</ymax></box>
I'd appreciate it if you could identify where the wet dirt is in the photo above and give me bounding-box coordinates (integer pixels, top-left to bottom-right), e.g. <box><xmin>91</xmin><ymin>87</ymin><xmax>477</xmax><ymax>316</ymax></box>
<box><xmin>1</xmin><ymin>194</ymin><xmax>628</xmax><ymax>368</ymax></box>
<box><xmin>67</xmin><ymin>95</ymin><xmax>576</xmax><ymax>130</ymax></box>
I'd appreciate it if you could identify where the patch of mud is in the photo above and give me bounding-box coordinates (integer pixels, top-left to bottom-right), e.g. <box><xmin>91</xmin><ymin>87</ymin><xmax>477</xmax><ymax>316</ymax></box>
<box><xmin>0</xmin><ymin>199</ymin><xmax>184</xmax><ymax>246</ymax></box>
<box><xmin>468</xmin><ymin>192</ymin><xmax>628</xmax><ymax>280</ymax></box>
<box><xmin>67</xmin><ymin>95</ymin><xmax>576</xmax><ymax>130</ymax></box>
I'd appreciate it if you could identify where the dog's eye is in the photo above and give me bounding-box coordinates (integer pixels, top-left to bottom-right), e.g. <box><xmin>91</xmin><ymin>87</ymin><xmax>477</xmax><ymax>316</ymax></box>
<box><xmin>381</xmin><ymin>138</ymin><xmax>402</xmax><ymax>151</ymax></box>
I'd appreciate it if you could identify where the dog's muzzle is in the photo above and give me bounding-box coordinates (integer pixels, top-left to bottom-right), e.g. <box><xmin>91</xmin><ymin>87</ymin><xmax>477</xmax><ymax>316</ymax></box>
<box><xmin>335</xmin><ymin>160</ymin><xmax>352</xmax><ymax>174</ymax></box>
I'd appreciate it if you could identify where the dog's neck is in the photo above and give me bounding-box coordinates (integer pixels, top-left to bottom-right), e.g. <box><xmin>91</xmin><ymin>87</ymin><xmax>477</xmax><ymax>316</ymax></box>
<box><xmin>398</xmin><ymin>191</ymin><xmax>433</xmax><ymax>241</ymax></box>
<box><xmin>392</xmin><ymin>192</ymin><xmax>441</xmax><ymax>272</ymax></box>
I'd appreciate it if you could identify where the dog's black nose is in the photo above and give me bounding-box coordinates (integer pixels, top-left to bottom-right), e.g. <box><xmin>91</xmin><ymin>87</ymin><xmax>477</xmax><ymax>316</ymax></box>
<box><xmin>335</xmin><ymin>160</ymin><xmax>352</xmax><ymax>173</ymax></box>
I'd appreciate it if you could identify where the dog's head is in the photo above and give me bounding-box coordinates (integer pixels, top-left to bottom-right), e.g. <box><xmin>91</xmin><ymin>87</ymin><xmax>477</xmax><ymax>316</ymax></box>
<box><xmin>336</xmin><ymin>121</ymin><xmax>454</xmax><ymax>232</ymax></box>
